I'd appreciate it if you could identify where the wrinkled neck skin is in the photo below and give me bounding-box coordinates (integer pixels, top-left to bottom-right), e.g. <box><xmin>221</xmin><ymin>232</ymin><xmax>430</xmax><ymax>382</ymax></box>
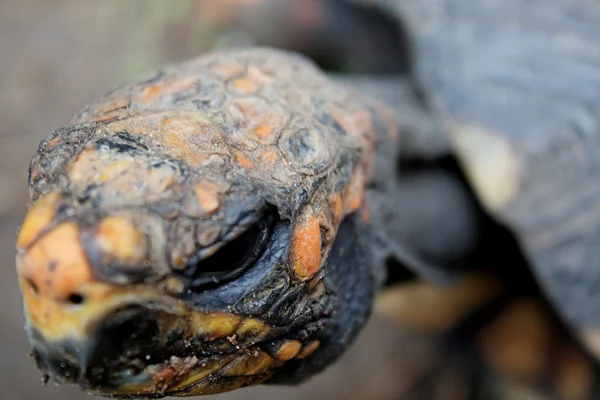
<box><xmin>269</xmin><ymin>214</ymin><xmax>378</xmax><ymax>384</ymax></box>
<box><xmin>274</xmin><ymin>80</ymin><xmax>463</xmax><ymax>383</ymax></box>
<box><xmin>348</xmin><ymin>76</ymin><xmax>483</xmax><ymax>286</ymax></box>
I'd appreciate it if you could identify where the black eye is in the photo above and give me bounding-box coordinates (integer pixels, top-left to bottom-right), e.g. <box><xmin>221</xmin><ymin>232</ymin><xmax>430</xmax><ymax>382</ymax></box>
<box><xmin>183</xmin><ymin>215</ymin><xmax>273</xmax><ymax>289</ymax></box>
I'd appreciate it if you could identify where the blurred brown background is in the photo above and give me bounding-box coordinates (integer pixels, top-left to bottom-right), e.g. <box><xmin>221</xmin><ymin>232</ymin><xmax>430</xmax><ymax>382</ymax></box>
<box><xmin>0</xmin><ymin>1</ymin><xmax>461</xmax><ymax>399</ymax></box>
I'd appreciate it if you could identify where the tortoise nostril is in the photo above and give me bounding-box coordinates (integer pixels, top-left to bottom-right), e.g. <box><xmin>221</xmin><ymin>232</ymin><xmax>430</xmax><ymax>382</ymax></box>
<box><xmin>67</xmin><ymin>293</ymin><xmax>85</xmax><ymax>305</ymax></box>
<box><xmin>26</xmin><ymin>278</ymin><xmax>39</xmax><ymax>295</ymax></box>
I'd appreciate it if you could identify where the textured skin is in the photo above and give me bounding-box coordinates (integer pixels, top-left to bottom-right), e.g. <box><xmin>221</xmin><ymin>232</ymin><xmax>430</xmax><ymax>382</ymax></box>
<box><xmin>337</xmin><ymin>0</ymin><xmax>600</xmax><ymax>397</ymax></box>
<box><xmin>355</xmin><ymin>0</ymin><xmax>600</xmax><ymax>360</ymax></box>
<box><xmin>26</xmin><ymin>47</ymin><xmax>391</xmax><ymax>279</ymax></box>
<box><xmin>17</xmin><ymin>48</ymin><xmax>396</xmax><ymax>397</ymax></box>
<box><xmin>213</xmin><ymin>1</ymin><xmax>600</xmax><ymax>398</ymax></box>
<box><xmin>32</xmin><ymin>48</ymin><xmax>385</xmax><ymax>225</ymax></box>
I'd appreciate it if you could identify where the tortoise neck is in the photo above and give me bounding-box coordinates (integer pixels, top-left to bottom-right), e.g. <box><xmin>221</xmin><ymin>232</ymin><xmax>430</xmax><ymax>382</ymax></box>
<box><xmin>268</xmin><ymin>214</ymin><xmax>379</xmax><ymax>384</ymax></box>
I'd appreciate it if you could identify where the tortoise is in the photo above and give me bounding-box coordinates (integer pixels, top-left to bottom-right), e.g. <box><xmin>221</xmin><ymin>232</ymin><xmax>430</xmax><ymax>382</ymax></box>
<box><xmin>15</xmin><ymin>0</ymin><xmax>600</xmax><ymax>399</ymax></box>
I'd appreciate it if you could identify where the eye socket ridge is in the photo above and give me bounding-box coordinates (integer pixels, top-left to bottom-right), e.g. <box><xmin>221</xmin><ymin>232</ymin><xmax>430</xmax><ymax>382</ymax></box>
<box><xmin>183</xmin><ymin>212</ymin><xmax>275</xmax><ymax>289</ymax></box>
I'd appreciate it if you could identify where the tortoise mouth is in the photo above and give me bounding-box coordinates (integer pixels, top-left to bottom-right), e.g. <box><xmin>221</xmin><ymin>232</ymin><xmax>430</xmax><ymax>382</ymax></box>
<box><xmin>27</xmin><ymin>302</ymin><xmax>288</xmax><ymax>397</ymax></box>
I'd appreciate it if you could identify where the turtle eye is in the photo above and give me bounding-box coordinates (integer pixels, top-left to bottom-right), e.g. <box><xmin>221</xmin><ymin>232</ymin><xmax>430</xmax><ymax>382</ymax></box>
<box><xmin>185</xmin><ymin>215</ymin><xmax>273</xmax><ymax>289</ymax></box>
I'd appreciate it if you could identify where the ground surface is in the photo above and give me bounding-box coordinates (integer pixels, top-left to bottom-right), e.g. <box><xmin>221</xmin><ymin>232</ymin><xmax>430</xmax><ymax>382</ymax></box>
<box><xmin>0</xmin><ymin>2</ymin><xmax>466</xmax><ymax>399</ymax></box>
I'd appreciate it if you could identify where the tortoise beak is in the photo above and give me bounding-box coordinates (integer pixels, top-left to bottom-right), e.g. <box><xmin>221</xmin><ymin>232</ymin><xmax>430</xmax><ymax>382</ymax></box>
<box><xmin>16</xmin><ymin>227</ymin><xmax>187</xmax><ymax>395</ymax></box>
<box><xmin>18</xmin><ymin>271</ymin><xmax>186</xmax><ymax>395</ymax></box>
<box><xmin>16</xmin><ymin>204</ymin><xmax>282</xmax><ymax>396</ymax></box>
<box><xmin>28</xmin><ymin>305</ymin><xmax>164</xmax><ymax>390</ymax></box>
<box><xmin>17</xmin><ymin>255</ymin><xmax>279</xmax><ymax>397</ymax></box>
<box><xmin>15</xmin><ymin>208</ymin><xmax>184</xmax><ymax>393</ymax></box>
<box><xmin>19</xmin><ymin>270</ymin><xmax>278</xmax><ymax>397</ymax></box>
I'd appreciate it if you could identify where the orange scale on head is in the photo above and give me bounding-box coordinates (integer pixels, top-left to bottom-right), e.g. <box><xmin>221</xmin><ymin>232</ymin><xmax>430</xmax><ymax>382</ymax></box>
<box><xmin>259</xmin><ymin>149</ymin><xmax>279</xmax><ymax>164</ymax></box>
<box><xmin>104</xmin><ymin>117</ymin><xmax>147</xmax><ymax>136</ymax></box>
<box><xmin>296</xmin><ymin>340</ymin><xmax>320</xmax><ymax>360</ymax></box>
<box><xmin>254</xmin><ymin>123</ymin><xmax>275</xmax><ymax>140</ymax></box>
<box><xmin>140</xmin><ymin>85</ymin><xmax>162</xmax><ymax>102</ymax></box>
<box><xmin>160</xmin><ymin>118</ymin><xmax>201</xmax><ymax>149</ymax></box>
<box><xmin>139</xmin><ymin>76</ymin><xmax>199</xmax><ymax>103</ymax></box>
<box><xmin>231</xmin><ymin>77</ymin><xmax>261</xmax><ymax>94</ymax></box>
<box><xmin>91</xmin><ymin>115</ymin><xmax>117</xmax><ymax>123</ymax></box>
<box><xmin>234</xmin><ymin>151</ymin><xmax>255</xmax><ymax>169</ymax></box>
<box><xmin>196</xmin><ymin>224</ymin><xmax>221</xmax><ymax>247</ymax></box>
<box><xmin>233</xmin><ymin>98</ymin><xmax>283</xmax><ymax>143</ymax></box>
<box><xmin>43</xmin><ymin>136</ymin><xmax>62</xmax><ymax>151</ymax></box>
<box><xmin>69</xmin><ymin>148</ymin><xmax>102</xmax><ymax>184</ymax></box>
<box><xmin>146</xmin><ymin>166</ymin><xmax>179</xmax><ymax>192</ymax></box>
<box><xmin>98</xmin><ymin>159</ymin><xmax>136</xmax><ymax>184</ymax></box>
<box><xmin>190</xmin><ymin>313</ymin><xmax>243</xmax><ymax>341</ymax></box>
<box><xmin>274</xmin><ymin>340</ymin><xmax>302</xmax><ymax>361</ymax></box>
<box><xmin>193</xmin><ymin>181</ymin><xmax>221</xmax><ymax>215</ymax></box>
<box><xmin>99</xmin><ymin>98</ymin><xmax>130</xmax><ymax>114</ymax></box>
<box><xmin>155</xmin><ymin>115</ymin><xmax>219</xmax><ymax>165</ymax></box>
<box><xmin>30</xmin><ymin>165</ymin><xmax>42</xmax><ymax>181</ymax></box>
<box><xmin>210</xmin><ymin>61</ymin><xmax>244</xmax><ymax>78</ymax></box>
<box><xmin>229</xmin><ymin>65</ymin><xmax>274</xmax><ymax>94</ymax></box>
<box><xmin>17</xmin><ymin>222</ymin><xmax>93</xmax><ymax>304</ymax></box>
<box><xmin>290</xmin><ymin>214</ymin><xmax>322</xmax><ymax>280</ymax></box>
<box><xmin>94</xmin><ymin>216</ymin><xmax>147</xmax><ymax>267</ymax></box>
<box><xmin>17</xmin><ymin>192</ymin><xmax>62</xmax><ymax>249</ymax></box>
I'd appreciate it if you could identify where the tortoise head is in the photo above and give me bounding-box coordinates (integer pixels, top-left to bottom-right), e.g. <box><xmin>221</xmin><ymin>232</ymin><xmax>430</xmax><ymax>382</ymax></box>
<box><xmin>15</xmin><ymin>49</ymin><xmax>385</xmax><ymax>398</ymax></box>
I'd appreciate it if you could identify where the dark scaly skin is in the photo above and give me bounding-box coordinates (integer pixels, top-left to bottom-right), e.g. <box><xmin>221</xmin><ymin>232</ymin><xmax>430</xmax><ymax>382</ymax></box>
<box><xmin>194</xmin><ymin>2</ymin><xmax>600</xmax><ymax>399</ymax></box>
<box><xmin>16</xmin><ymin>48</ymin><xmax>397</xmax><ymax>397</ymax></box>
